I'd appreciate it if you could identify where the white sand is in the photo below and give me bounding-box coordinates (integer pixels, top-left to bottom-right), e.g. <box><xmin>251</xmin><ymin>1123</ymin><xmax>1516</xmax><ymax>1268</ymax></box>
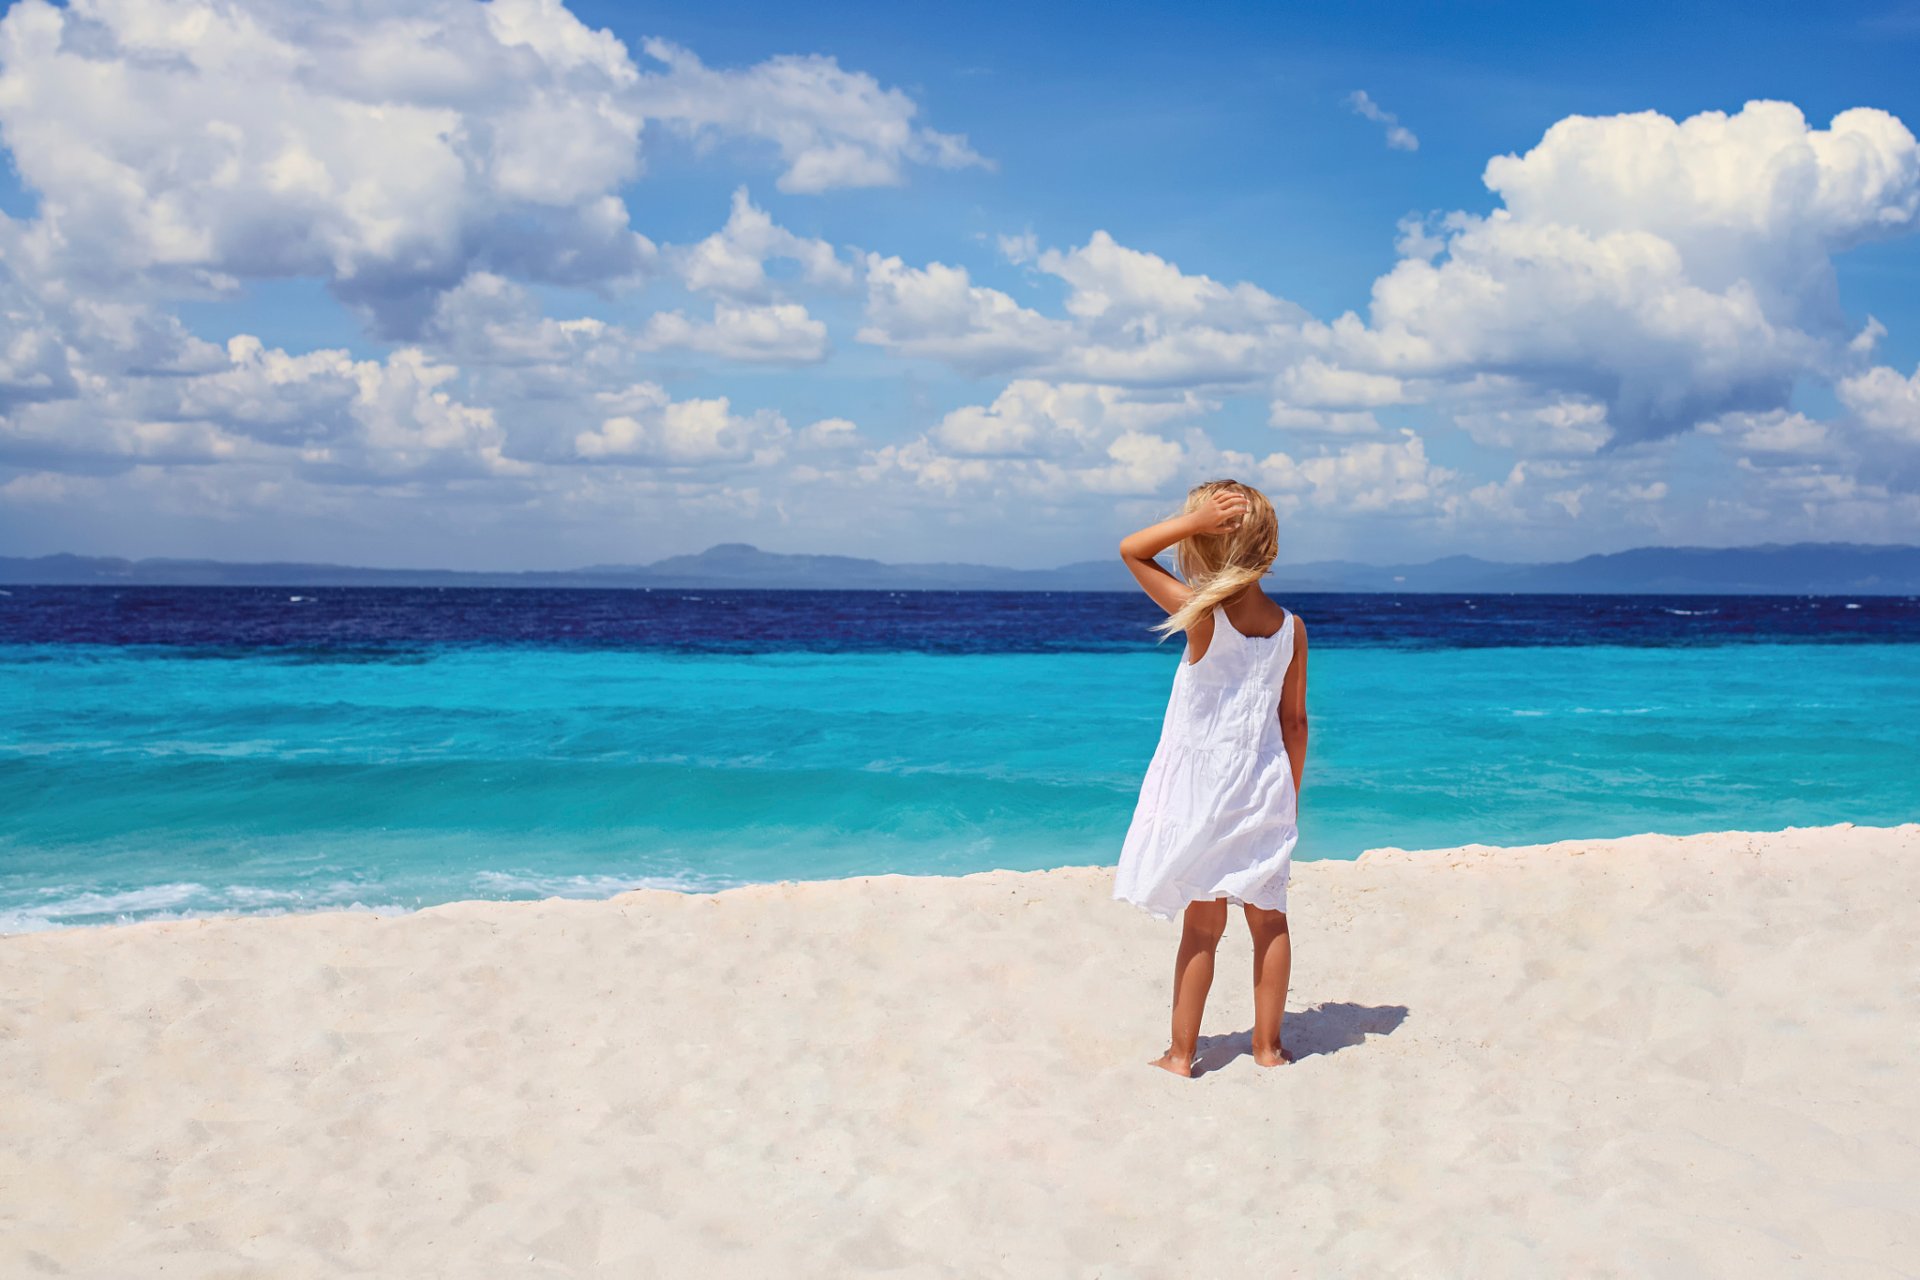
<box><xmin>3</xmin><ymin>822</ymin><xmax>1917</xmax><ymax>1277</ymax></box>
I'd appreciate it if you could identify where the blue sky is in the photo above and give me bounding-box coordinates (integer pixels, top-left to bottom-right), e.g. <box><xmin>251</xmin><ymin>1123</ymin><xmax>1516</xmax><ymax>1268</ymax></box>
<box><xmin>2</xmin><ymin>0</ymin><xmax>1918</xmax><ymax>570</ymax></box>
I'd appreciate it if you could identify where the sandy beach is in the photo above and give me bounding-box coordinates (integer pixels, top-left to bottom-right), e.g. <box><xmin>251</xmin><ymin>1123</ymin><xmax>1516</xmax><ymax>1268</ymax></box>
<box><xmin>3</xmin><ymin>822</ymin><xmax>1916</xmax><ymax>1277</ymax></box>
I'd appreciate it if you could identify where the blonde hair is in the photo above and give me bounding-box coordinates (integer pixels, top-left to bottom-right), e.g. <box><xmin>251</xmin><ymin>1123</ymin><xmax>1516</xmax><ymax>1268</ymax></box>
<box><xmin>1150</xmin><ymin>479</ymin><xmax>1280</xmax><ymax>641</ymax></box>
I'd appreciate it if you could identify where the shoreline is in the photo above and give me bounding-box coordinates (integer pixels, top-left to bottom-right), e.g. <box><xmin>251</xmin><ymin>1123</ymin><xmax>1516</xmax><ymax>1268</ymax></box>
<box><xmin>5</xmin><ymin>821</ymin><xmax>1917</xmax><ymax>1274</ymax></box>
<box><xmin>4</xmin><ymin>819</ymin><xmax>1911</xmax><ymax>941</ymax></box>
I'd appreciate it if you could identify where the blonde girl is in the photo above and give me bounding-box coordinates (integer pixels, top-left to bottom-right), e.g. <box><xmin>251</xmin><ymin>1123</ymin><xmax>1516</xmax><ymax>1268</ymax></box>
<box><xmin>1113</xmin><ymin>480</ymin><xmax>1308</xmax><ymax>1076</ymax></box>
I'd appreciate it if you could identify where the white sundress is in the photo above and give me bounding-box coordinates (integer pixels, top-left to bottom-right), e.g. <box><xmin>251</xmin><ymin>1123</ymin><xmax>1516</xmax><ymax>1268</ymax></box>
<box><xmin>1113</xmin><ymin>604</ymin><xmax>1299</xmax><ymax>921</ymax></box>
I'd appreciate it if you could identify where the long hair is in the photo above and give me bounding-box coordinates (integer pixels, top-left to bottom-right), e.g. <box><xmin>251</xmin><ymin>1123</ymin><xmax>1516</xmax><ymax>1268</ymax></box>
<box><xmin>1149</xmin><ymin>479</ymin><xmax>1280</xmax><ymax>641</ymax></box>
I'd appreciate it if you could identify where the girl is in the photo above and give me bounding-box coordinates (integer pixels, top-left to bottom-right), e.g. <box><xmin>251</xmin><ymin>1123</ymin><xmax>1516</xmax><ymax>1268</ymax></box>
<box><xmin>1113</xmin><ymin>480</ymin><xmax>1308</xmax><ymax>1077</ymax></box>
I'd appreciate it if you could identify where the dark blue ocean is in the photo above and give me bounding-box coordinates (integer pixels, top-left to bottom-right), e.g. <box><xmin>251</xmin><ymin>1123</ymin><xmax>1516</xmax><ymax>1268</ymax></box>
<box><xmin>4</xmin><ymin>586</ymin><xmax>1917</xmax><ymax>931</ymax></box>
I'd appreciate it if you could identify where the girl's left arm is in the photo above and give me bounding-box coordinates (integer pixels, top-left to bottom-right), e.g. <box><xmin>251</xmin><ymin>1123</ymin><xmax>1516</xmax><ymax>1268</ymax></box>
<box><xmin>1279</xmin><ymin>619</ymin><xmax>1309</xmax><ymax>799</ymax></box>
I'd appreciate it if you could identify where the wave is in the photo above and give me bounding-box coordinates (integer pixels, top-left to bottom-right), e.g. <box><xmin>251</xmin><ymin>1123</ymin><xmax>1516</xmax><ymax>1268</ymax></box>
<box><xmin>470</xmin><ymin>869</ymin><xmax>737</xmax><ymax>898</ymax></box>
<box><xmin>0</xmin><ymin>880</ymin><xmax>415</xmax><ymax>935</ymax></box>
<box><xmin>0</xmin><ymin>864</ymin><xmax>749</xmax><ymax>934</ymax></box>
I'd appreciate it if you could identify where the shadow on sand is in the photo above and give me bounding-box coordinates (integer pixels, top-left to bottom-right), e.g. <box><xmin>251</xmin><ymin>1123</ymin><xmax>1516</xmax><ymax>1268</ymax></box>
<box><xmin>1191</xmin><ymin>1002</ymin><xmax>1410</xmax><ymax>1076</ymax></box>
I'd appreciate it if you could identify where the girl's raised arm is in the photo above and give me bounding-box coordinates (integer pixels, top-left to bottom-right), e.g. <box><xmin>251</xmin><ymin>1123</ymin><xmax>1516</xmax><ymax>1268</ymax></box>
<box><xmin>1117</xmin><ymin>489</ymin><xmax>1250</xmax><ymax>616</ymax></box>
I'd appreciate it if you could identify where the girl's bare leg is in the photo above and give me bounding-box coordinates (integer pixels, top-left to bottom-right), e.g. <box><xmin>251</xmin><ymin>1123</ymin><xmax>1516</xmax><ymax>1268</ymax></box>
<box><xmin>1152</xmin><ymin>898</ymin><xmax>1230</xmax><ymax>1077</ymax></box>
<box><xmin>1244</xmin><ymin>904</ymin><xmax>1293</xmax><ymax>1066</ymax></box>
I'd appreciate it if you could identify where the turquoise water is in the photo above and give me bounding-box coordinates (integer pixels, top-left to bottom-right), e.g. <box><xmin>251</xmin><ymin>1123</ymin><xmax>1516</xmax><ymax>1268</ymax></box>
<box><xmin>4</xmin><ymin>642</ymin><xmax>1916</xmax><ymax>930</ymax></box>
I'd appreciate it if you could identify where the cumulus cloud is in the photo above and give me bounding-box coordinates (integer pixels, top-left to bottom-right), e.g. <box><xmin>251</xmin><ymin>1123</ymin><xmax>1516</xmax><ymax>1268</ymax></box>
<box><xmin>856</xmin><ymin>103</ymin><xmax>1919</xmax><ymax>473</ymax></box>
<box><xmin>1273</xmin><ymin>358</ymin><xmax>1408</xmax><ymax>411</ymax></box>
<box><xmin>1316</xmin><ymin>101</ymin><xmax>1920</xmax><ymax>445</ymax></box>
<box><xmin>0</xmin><ymin>332</ymin><xmax>518</xmax><ymax>483</ymax></box>
<box><xmin>1257</xmin><ymin>431</ymin><xmax>1455</xmax><ymax>515</ymax></box>
<box><xmin>862</xmin><ymin>380</ymin><xmax>1211</xmax><ymax>496</ymax></box>
<box><xmin>0</xmin><ymin>0</ymin><xmax>975</xmax><ymax>339</ymax></box>
<box><xmin>638</xmin><ymin>303</ymin><xmax>829</xmax><ymax>363</ymax></box>
<box><xmin>0</xmin><ymin>0</ymin><xmax>658</xmax><ymax>337</ymax></box>
<box><xmin>1450</xmin><ymin>398</ymin><xmax>1612</xmax><ymax>456</ymax></box>
<box><xmin>423</xmin><ymin>269</ymin><xmax>829</xmax><ymax>371</ymax></box>
<box><xmin>1345</xmin><ymin>91</ymin><xmax>1419</xmax><ymax>152</ymax></box>
<box><xmin>632</xmin><ymin>38</ymin><xmax>986</xmax><ymax>193</ymax></box>
<box><xmin>795</xmin><ymin>417</ymin><xmax>863</xmax><ymax>450</ymax></box>
<box><xmin>673</xmin><ymin>188</ymin><xmax>856</xmax><ymax>299</ymax></box>
<box><xmin>1036</xmin><ymin>232</ymin><xmax>1298</xmax><ymax>332</ymax></box>
<box><xmin>1838</xmin><ymin>362</ymin><xmax>1920</xmax><ymax>442</ymax></box>
<box><xmin>927</xmin><ymin>380</ymin><xmax>1213</xmax><ymax>459</ymax></box>
<box><xmin>857</xmin><ymin>254</ymin><xmax>1075</xmax><ymax>373</ymax></box>
<box><xmin>6</xmin><ymin>48</ymin><xmax>1920</xmax><ymax>562</ymax></box>
<box><xmin>1700</xmin><ymin>409</ymin><xmax>1838</xmax><ymax>463</ymax></box>
<box><xmin>859</xmin><ymin>234</ymin><xmax>1309</xmax><ymax>386</ymax></box>
<box><xmin>1685</xmin><ymin>361</ymin><xmax>1920</xmax><ymax>500</ymax></box>
<box><xmin>0</xmin><ymin>274</ymin><xmax>77</xmax><ymax>412</ymax></box>
<box><xmin>574</xmin><ymin>384</ymin><xmax>789</xmax><ymax>465</ymax></box>
<box><xmin>996</xmin><ymin>230</ymin><xmax>1040</xmax><ymax>265</ymax></box>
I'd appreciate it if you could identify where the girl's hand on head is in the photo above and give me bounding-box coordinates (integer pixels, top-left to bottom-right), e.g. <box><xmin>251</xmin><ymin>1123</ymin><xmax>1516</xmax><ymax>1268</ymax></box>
<box><xmin>1193</xmin><ymin>489</ymin><xmax>1251</xmax><ymax>535</ymax></box>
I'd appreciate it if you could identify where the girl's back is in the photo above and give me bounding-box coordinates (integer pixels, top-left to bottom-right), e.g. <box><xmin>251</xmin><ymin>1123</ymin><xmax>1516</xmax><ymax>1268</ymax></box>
<box><xmin>1115</xmin><ymin>596</ymin><xmax>1299</xmax><ymax>920</ymax></box>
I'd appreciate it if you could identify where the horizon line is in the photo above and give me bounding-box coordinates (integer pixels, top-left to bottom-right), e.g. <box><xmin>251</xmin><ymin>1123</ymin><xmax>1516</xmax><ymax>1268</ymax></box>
<box><xmin>7</xmin><ymin>538</ymin><xmax>1918</xmax><ymax>579</ymax></box>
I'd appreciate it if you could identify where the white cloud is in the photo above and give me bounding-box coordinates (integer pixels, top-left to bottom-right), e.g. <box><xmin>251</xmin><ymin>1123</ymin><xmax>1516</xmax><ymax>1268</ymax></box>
<box><xmin>0</xmin><ymin>0</ymin><xmax>975</xmax><ymax>340</ymax></box>
<box><xmin>996</xmin><ymin>230</ymin><xmax>1039</xmax><ymax>266</ymax></box>
<box><xmin>796</xmin><ymin>417</ymin><xmax>863</xmax><ymax>450</ymax></box>
<box><xmin>1838</xmin><ymin>362</ymin><xmax>1920</xmax><ymax>441</ymax></box>
<box><xmin>1450</xmin><ymin>397</ymin><xmax>1612</xmax><ymax>456</ymax></box>
<box><xmin>1035</xmin><ymin>231</ymin><xmax>1298</xmax><ymax>331</ymax></box>
<box><xmin>927</xmin><ymin>379</ymin><xmax>1211</xmax><ymax>458</ymax></box>
<box><xmin>1273</xmin><ymin>358</ymin><xmax>1408</xmax><ymax>410</ymax></box>
<box><xmin>1256</xmin><ymin>430</ymin><xmax>1456</xmax><ymax>515</ymax></box>
<box><xmin>639</xmin><ymin>303</ymin><xmax>829</xmax><ymax>363</ymax></box>
<box><xmin>854</xmin><ymin>102</ymin><xmax>1919</xmax><ymax>465</ymax></box>
<box><xmin>0</xmin><ymin>0</ymin><xmax>657</xmax><ymax>337</ymax></box>
<box><xmin>1083</xmin><ymin>430</ymin><xmax>1188</xmax><ymax>495</ymax></box>
<box><xmin>6</xmin><ymin>51</ymin><xmax>1920</xmax><ymax>564</ymax></box>
<box><xmin>857</xmin><ymin>254</ymin><xmax>1073</xmax><ymax>373</ymax></box>
<box><xmin>420</xmin><ymin>272</ymin><xmax>620</xmax><ymax>371</ymax></box>
<box><xmin>1266</xmin><ymin>406</ymin><xmax>1387</xmax><ymax>437</ymax></box>
<box><xmin>673</xmin><ymin>188</ymin><xmax>855</xmax><ymax>299</ymax></box>
<box><xmin>1850</xmin><ymin>316</ymin><xmax>1888</xmax><ymax>356</ymax></box>
<box><xmin>423</xmin><ymin>270</ymin><xmax>827</xmax><ymax>368</ymax></box>
<box><xmin>0</xmin><ymin>332</ymin><xmax>517</xmax><ymax>482</ymax></box>
<box><xmin>0</xmin><ymin>276</ymin><xmax>77</xmax><ymax>412</ymax></box>
<box><xmin>574</xmin><ymin>384</ymin><xmax>788</xmax><ymax>465</ymax></box>
<box><xmin>335</xmin><ymin>347</ymin><xmax>519</xmax><ymax>480</ymax></box>
<box><xmin>1345</xmin><ymin>90</ymin><xmax>1419</xmax><ymax>152</ymax></box>
<box><xmin>1700</xmin><ymin>409</ymin><xmax>1839</xmax><ymax>461</ymax></box>
<box><xmin>858</xmin><ymin>234</ymin><xmax>1309</xmax><ymax>387</ymax></box>
<box><xmin>632</xmin><ymin>38</ymin><xmax>986</xmax><ymax>194</ymax></box>
<box><xmin>0</xmin><ymin>469</ymin><xmax>95</xmax><ymax>503</ymax></box>
<box><xmin>1314</xmin><ymin>101</ymin><xmax>1920</xmax><ymax>445</ymax></box>
<box><xmin>862</xmin><ymin>380</ymin><xmax>1210</xmax><ymax>497</ymax></box>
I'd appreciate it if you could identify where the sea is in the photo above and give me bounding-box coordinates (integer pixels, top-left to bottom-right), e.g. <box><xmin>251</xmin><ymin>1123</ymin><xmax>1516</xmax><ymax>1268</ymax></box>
<box><xmin>3</xmin><ymin>585</ymin><xmax>1917</xmax><ymax>932</ymax></box>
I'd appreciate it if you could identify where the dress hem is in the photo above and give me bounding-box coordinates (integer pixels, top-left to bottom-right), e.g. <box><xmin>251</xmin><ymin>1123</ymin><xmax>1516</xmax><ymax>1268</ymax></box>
<box><xmin>1113</xmin><ymin>882</ymin><xmax>1289</xmax><ymax>922</ymax></box>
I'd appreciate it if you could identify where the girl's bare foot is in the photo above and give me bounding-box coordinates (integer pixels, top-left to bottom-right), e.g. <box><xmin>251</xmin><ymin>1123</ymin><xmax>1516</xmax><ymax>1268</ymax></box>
<box><xmin>1251</xmin><ymin>1039</ymin><xmax>1293</xmax><ymax>1067</ymax></box>
<box><xmin>1150</xmin><ymin>1048</ymin><xmax>1195</xmax><ymax>1077</ymax></box>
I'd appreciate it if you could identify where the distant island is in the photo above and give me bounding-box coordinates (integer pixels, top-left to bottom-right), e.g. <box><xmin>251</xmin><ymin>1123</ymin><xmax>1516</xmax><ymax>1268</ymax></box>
<box><xmin>5</xmin><ymin>542</ymin><xmax>1920</xmax><ymax>595</ymax></box>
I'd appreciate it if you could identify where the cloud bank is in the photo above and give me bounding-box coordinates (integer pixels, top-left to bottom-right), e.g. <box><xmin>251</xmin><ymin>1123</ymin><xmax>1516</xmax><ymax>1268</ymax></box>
<box><xmin>0</xmin><ymin>0</ymin><xmax>1915</xmax><ymax>566</ymax></box>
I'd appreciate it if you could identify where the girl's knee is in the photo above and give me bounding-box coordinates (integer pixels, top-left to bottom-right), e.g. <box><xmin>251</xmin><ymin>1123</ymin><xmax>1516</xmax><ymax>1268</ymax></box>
<box><xmin>1182</xmin><ymin>899</ymin><xmax>1230</xmax><ymax>945</ymax></box>
<box><xmin>1244</xmin><ymin>903</ymin><xmax>1288</xmax><ymax>935</ymax></box>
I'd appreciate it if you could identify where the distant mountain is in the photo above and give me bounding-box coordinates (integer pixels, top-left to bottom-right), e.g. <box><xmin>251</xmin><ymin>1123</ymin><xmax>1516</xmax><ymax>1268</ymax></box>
<box><xmin>4</xmin><ymin>541</ymin><xmax>1918</xmax><ymax>594</ymax></box>
<box><xmin>578</xmin><ymin>542</ymin><xmax>1129</xmax><ymax>590</ymax></box>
